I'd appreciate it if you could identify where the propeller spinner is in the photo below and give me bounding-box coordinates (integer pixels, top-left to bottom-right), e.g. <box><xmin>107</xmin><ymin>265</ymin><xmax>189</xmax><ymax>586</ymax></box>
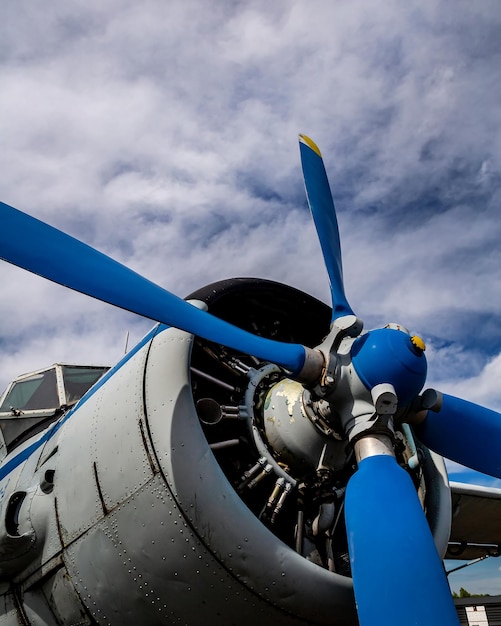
<box><xmin>2</xmin><ymin>135</ymin><xmax>499</xmax><ymax>625</ymax></box>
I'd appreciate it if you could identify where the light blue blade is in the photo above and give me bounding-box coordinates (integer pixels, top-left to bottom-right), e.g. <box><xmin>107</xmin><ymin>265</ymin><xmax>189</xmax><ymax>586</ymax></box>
<box><xmin>415</xmin><ymin>393</ymin><xmax>501</xmax><ymax>479</ymax></box>
<box><xmin>0</xmin><ymin>202</ymin><xmax>307</xmax><ymax>374</ymax></box>
<box><xmin>345</xmin><ymin>454</ymin><xmax>459</xmax><ymax>626</ymax></box>
<box><xmin>299</xmin><ymin>135</ymin><xmax>354</xmax><ymax>321</ymax></box>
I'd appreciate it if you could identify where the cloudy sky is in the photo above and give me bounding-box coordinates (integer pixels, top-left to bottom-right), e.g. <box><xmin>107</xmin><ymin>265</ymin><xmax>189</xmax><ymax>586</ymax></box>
<box><xmin>1</xmin><ymin>0</ymin><xmax>501</xmax><ymax>594</ymax></box>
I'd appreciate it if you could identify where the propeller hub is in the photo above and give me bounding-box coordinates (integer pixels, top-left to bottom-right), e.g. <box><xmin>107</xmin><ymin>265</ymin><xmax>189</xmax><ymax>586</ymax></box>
<box><xmin>351</xmin><ymin>328</ymin><xmax>427</xmax><ymax>406</ymax></box>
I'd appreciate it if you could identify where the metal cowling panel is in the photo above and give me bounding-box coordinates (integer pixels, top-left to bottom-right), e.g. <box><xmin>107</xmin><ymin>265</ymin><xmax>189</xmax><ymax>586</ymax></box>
<box><xmin>143</xmin><ymin>326</ymin><xmax>357</xmax><ymax>626</ymax></box>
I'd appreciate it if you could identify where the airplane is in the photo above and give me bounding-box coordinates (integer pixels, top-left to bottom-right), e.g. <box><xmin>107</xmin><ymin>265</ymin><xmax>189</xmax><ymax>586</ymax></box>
<box><xmin>0</xmin><ymin>134</ymin><xmax>500</xmax><ymax>626</ymax></box>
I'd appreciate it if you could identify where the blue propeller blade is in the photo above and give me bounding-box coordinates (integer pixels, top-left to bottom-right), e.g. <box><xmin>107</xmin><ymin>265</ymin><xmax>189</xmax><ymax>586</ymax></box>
<box><xmin>299</xmin><ymin>134</ymin><xmax>354</xmax><ymax>321</ymax></box>
<box><xmin>415</xmin><ymin>392</ymin><xmax>501</xmax><ymax>479</ymax></box>
<box><xmin>0</xmin><ymin>202</ymin><xmax>309</xmax><ymax>375</ymax></box>
<box><xmin>345</xmin><ymin>454</ymin><xmax>459</xmax><ymax>626</ymax></box>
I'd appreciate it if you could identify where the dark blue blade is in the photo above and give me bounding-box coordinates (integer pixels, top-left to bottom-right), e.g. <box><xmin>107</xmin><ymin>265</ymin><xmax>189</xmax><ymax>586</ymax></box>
<box><xmin>0</xmin><ymin>202</ymin><xmax>307</xmax><ymax>374</ymax></box>
<box><xmin>415</xmin><ymin>393</ymin><xmax>501</xmax><ymax>479</ymax></box>
<box><xmin>345</xmin><ymin>454</ymin><xmax>459</xmax><ymax>626</ymax></box>
<box><xmin>299</xmin><ymin>135</ymin><xmax>354</xmax><ymax>321</ymax></box>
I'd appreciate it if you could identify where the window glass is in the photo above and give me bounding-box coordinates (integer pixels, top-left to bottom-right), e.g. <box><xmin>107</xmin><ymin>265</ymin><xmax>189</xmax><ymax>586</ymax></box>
<box><xmin>62</xmin><ymin>366</ymin><xmax>108</xmax><ymax>404</ymax></box>
<box><xmin>0</xmin><ymin>369</ymin><xmax>59</xmax><ymax>412</ymax></box>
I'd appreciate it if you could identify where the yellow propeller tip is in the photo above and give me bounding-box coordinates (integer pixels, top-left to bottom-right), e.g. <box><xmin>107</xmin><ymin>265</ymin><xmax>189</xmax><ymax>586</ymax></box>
<box><xmin>299</xmin><ymin>134</ymin><xmax>322</xmax><ymax>158</ymax></box>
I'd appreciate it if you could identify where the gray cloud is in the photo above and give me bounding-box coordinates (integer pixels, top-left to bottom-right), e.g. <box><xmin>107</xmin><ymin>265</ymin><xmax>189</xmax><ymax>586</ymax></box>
<box><xmin>1</xmin><ymin>0</ymin><xmax>500</xmax><ymax>405</ymax></box>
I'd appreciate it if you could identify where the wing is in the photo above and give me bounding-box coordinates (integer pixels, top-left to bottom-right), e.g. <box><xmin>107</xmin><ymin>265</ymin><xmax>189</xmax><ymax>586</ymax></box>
<box><xmin>447</xmin><ymin>481</ymin><xmax>501</xmax><ymax>560</ymax></box>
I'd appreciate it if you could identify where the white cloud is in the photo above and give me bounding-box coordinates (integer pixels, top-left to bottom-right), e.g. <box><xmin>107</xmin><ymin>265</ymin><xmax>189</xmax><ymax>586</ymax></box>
<box><xmin>1</xmin><ymin>1</ymin><xmax>501</xmax><ymax>407</ymax></box>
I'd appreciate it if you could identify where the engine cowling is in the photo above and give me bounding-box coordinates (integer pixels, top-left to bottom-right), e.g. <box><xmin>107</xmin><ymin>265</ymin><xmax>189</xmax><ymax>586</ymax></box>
<box><xmin>0</xmin><ymin>278</ymin><xmax>451</xmax><ymax>626</ymax></box>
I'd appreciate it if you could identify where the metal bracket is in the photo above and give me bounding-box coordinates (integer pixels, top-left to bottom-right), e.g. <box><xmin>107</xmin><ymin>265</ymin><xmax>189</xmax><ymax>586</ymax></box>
<box><xmin>311</xmin><ymin>315</ymin><xmax>363</xmax><ymax>397</ymax></box>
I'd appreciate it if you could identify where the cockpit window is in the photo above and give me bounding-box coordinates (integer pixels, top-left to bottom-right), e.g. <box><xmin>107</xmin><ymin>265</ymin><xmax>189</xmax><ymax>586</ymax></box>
<box><xmin>0</xmin><ymin>369</ymin><xmax>58</xmax><ymax>412</ymax></box>
<box><xmin>0</xmin><ymin>365</ymin><xmax>109</xmax><ymax>414</ymax></box>
<box><xmin>62</xmin><ymin>366</ymin><xmax>108</xmax><ymax>404</ymax></box>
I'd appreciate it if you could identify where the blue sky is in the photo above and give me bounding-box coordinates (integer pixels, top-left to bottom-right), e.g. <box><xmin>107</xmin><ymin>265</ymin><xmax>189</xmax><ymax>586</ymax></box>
<box><xmin>1</xmin><ymin>0</ymin><xmax>501</xmax><ymax>596</ymax></box>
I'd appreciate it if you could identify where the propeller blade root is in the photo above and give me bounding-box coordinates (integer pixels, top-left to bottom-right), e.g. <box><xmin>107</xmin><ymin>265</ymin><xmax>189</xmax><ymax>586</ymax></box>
<box><xmin>415</xmin><ymin>390</ymin><xmax>501</xmax><ymax>479</ymax></box>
